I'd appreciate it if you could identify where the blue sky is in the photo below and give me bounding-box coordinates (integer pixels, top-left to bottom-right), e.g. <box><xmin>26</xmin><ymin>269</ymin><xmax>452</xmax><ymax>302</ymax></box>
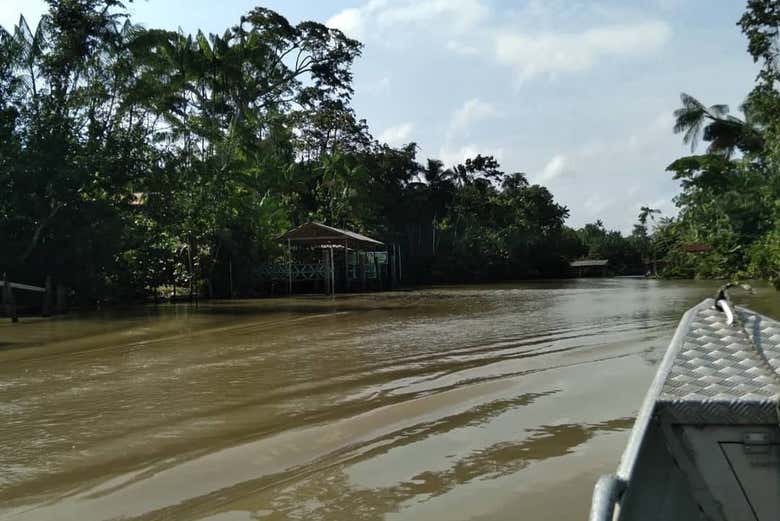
<box><xmin>0</xmin><ymin>1</ymin><xmax>759</xmax><ymax>232</ymax></box>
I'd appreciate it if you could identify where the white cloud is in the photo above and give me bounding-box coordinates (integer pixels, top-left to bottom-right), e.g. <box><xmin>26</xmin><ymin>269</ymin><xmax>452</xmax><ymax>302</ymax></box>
<box><xmin>376</xmin><ymin>0</ymin><xmax>488</xmax><ymax>30</ymax></box>
<box><xmin>327</xmin><ymin>0</ymin><xmax>489</xmax><ymax>41</ymax></box>
<box><xmin>532</xmin><ymin>109</ymin><xmax>684</xmax><ymax>231</ymax></box>
<box><xmin>325</xmin><ymin>0</ymin><xmax>746</xmax><ymax>234</ymax></box>
<box><xmin>438</xmin><ymin>144</ymin><xmax>504</xmax><ymax>168</ymax></box>
<box><xmin>439</xmin><ymin>144</ymin><xmax>480</xmax><ymax>168</ymax></box>
<box><xmin>449</xmin><ymin>98</ymin><xmax>498</xmax><ymax>136</ymax></box>
<box><xmin>379</xmin><ymin>122</ymin><xmax>415</xmax><ymax>146</ymax></box>
<box><xmin>446</xmin><ymin>40</ymin><xmax>479</xmax><ymax>56</ymax></box>
<box><xmin>495</xmin><ymin>21</ymin><xmax>672</xmax><ymax>82</ymax></box>
<box><xmin>327</xmin><ymin>0</ymin><xmax>670</xmax><ymax>80</ymax></box>
<box><xmin>535</xmin><ymin>154</ymin><xmax>569</xmax><ymax>183</ymax></box>
<box><xmin>439</xmin><ymin>99</ymin><xmax>501</xmax><ymax>167</ymax></box>
<box><xmin>326</xmin><ymin>7</ymin><xmax>366</xmax><ymax>39</ymax></box>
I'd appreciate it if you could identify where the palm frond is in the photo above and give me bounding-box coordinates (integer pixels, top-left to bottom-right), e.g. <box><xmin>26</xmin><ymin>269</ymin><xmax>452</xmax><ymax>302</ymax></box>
<box><xmin>707</xmin><ymin>104</ymin><xmax>729</xmax><ymax>117</ymax></box>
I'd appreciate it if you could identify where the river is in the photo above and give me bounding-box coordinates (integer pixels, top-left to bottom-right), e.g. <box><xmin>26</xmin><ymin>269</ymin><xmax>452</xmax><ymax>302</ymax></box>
<box><xmin>1</xmin><ymin>278</ymin><xmax>778</xmax><ymax>521</ymax></box>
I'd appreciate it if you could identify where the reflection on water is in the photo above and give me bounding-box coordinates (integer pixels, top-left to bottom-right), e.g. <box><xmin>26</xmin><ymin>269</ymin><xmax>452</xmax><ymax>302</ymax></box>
<box><xmin>0</xmin><ymin>278</ymin><xmax>775</xmax><ymax>520</ymax></box>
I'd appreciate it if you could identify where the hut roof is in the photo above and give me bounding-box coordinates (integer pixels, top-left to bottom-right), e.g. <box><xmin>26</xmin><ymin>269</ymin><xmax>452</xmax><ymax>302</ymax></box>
<box><xmin>682</xmin><ymin>242</ymin><xmax>712</xmax><ymax>253</ymax></box>
<box><xmin>570</xmin><ymin>259</ymin><xmax>609</xmax><ymax>268</ymax></box>
<box><xmin>279</xmin><ymin>222</ymin><xmax>385</xmax><ymax>249</ymax></box>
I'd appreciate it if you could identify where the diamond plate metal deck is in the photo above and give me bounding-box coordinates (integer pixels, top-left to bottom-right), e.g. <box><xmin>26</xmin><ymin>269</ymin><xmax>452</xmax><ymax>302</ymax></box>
<box><xmin>591</xmin><ymin>298</ymin><xmax>780</xmax><ymax>521</ymax></box>
<box><xmin>657</xmin><ymin>299</ymin><xmax>780</xmax><ymax>424</ymax></box>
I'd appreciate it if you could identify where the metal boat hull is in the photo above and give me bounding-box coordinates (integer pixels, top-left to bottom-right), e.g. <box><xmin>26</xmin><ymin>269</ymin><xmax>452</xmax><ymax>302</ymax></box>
<box><xmin>590</xmin><ymin>298</ymin><xmax>780</xmax><ymax>521</ymax></box>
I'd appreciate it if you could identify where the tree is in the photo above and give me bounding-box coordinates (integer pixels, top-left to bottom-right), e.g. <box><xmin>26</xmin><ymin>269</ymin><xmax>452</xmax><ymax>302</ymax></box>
<box><xmin>632</xmin><ymin>207</ymin><xmax>661</xmax><ymax>275</ymax></box>
<box><xmin>672</xmin><ymin>92</ymin><xmax>763</xmax><ymax>157</ymax></box>
<box><xmin>0</xmin><ymin>1</ymin><xmax>595</xmax><ymax>302</ymax></box>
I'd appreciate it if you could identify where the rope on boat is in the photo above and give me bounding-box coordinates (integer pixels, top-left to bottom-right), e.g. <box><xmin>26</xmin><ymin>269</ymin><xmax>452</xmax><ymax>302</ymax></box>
<box><xmin>713</xmin><ymin>282</ymin><xmax>750</xmax><ymax>323</ymax></box>
<box><xmin>716</xmin><ymin>298</ymin><xmax>735</xmax><ymax>326</ymax></box>
<box><xmin>714</xmin><ymin>283</ymin><xmax>764</xmax><ymax>359</ymax></box>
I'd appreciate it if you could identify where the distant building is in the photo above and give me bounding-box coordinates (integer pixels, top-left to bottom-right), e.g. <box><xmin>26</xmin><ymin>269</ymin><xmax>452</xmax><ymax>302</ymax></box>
<box><xmin>682</xmin><ymin>243</ymin><xmax>712</xmax><ymax>254</ymax></box>
<box><xmin>260</xmin><ymin>222</ymin><xmax>399</xmax><ymax>295</ymax></box>
<box><xmin>570</xmin><ymin>259</ymin><xmax>609</xmax><ymax>277</ymax></box>
<box><xmin>129</xmin><ymin>192</ymin><xmax>147</xmax><ymax>206</ymax></box>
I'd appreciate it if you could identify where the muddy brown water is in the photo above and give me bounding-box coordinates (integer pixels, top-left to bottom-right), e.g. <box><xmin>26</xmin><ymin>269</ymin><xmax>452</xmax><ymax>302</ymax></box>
<box><xmin>1</xmin><ymin>279</ymin><xmax>779</xmax><ymax>521</ymax></box>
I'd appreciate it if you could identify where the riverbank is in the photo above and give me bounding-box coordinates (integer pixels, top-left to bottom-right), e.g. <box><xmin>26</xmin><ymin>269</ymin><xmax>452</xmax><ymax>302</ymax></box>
<box><xmin>4</xmin><ymin>274</ymin><xmax>774</xmax><ymax>325</ymax></box>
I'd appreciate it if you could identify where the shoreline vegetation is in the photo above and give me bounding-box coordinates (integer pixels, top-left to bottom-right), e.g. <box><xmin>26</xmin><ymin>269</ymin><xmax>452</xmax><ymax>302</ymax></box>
<box><xmin>2</xmin><ymin>1</ymin><xmax>780</xmax><ymax>310</ymax></box>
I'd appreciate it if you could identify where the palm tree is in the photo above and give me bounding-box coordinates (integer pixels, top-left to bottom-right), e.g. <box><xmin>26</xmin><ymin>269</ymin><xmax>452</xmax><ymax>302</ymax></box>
<box><xmin>501</xmin><ymin>172</ymin><xmax>529</xmax><ymax>193</ymax></box>
<box><xmin>673</xmin><ymin>92</ymin><xmax>763</xmax><ymax>157</ymax></box>
<box><xmin>638</xmin><ymin>206</ymin><xmax>661</xmax><ymax>227</ymax></box>
<box><xmin>637</xmin><ymin>207</ymin><xmax>661</xmax><ymax>276</ymax></box>
<box><xmin>423</xmin><ymin>159</ymin><xmax>446</xmax><ymax>185</ymax></box>
<box><xmin>0</xmin><ymin>15</ymin><xmax>49</xmax><ymax>101</ymax></box>
<box><xmin>673</xmin><ymin>93</ymin><xmax>728</xmax><ymax>152</ymax></box>
<box><xmin>422</xmin><ymin>159</ymin><xmax>454</xmax><ymax>255</ymax></box>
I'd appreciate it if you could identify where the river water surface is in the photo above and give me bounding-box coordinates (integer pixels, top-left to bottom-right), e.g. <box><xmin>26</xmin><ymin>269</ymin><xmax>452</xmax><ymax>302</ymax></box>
<box><xmin>2</xmin><ymin>278</ymin><xmax>779</xmax><ymax>521</ymax></box>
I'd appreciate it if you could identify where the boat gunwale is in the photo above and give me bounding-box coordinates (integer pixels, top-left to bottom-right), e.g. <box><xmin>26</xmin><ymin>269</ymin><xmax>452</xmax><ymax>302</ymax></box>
<box><xmin>616</xmin><ymin>298</ymin><xmax>714</xmax><ymax>480</ymax></box>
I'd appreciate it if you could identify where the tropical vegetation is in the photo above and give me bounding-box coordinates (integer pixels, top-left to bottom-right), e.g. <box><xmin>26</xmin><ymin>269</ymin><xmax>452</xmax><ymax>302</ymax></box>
<box><xmin>2</xmin><ymin>0</ymin><xmax>780</xmax><ymax>304</ymax></box>
<box><xmin>0</xmin><ymin>0</ymin><xmax>582</xmax><ymax>302</ymax></box>
<box><xmin>636</xmin><ymin>0</ymin><xmax>780</xmax><ymax>285</ymax></box>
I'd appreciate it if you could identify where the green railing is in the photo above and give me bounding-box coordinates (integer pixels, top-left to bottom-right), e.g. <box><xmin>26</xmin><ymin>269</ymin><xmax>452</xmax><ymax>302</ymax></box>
<box><xmin>258</xmin><ymin>263</ymin><xmax>329</xmax><ymax>281</ymax></box>
<box><xmin>260</xmin><ymin>253</ymin><xmax>387</xmax><ymax>282</ymax></box>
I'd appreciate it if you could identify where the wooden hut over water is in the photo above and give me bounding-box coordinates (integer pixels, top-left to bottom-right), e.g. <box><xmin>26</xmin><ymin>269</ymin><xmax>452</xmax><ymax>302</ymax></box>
<box><xmin>570</xmin><ymin>259</ymin><xmax>609</xmax><ymax>277</ymax></box>
<box><xmin>260</xmin><ymin>223</ymin><xmax>401</xmax><ymax>295</ymax></box>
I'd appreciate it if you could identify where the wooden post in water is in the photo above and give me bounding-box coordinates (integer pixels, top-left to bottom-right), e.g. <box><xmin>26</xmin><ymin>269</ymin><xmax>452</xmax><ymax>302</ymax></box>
<box><xmin>187</xmin><ymin>245</ymin><xmax>194</xmax><ymax>302</ymax></box>
<box><xmin>171</xmin><ymin>255</ymin><xmax>176</xmax><ymax>301</ymax></box>
<box><xmin>3</xmin><ymin>274</ymin><xmax>18</xmax><ymax>323</ymax></box>
<box><xmin>287</xmin><ymin>239</ymin><xmax>292</xmax><ymax>295</ymax></box>
<box><xmin>398</xmin><ymin>244</ymin><xmax>403</xmax><ymax>283</ymax></box>
<box><xmin>42</xmin><ymin>275</ymin><xmax>52</xmax><ymax>317</ymax></box>
<box><xmin>390</xmin><ymin>244</ymin><xmax>397</xmax><ymax>288</ymax></box>
<box><xmin>344</xmin><ymin>239</ymin><xmax>349</xmax><ymax>292</ymax></box>
<box><xmin>56</xmin><ymin>284</ymin><xmax>66</xmax><ymax>314</ymax></box>
<box><xmin>321</xmin><ymin>248</ymin><xmax>330</xmax><ymax>295</ymax></box>
<box><xmin>330</xmin><ymin>247</ymin><xmax>335</xmax><ymax>297</ymax></box>
<box><xmin>229</xmin><ymin>257</ymin><xmax>234</xmax><ymax>298</ymax></box>
<box><xmin>374</xmin><ymin>252</ymin><xmax>381</xmax><ymax>290</ymax></box>
<box><xmin>360</xmin><ymin>251</ymin><xmax>367</xmax><ymax>291</ymax></box>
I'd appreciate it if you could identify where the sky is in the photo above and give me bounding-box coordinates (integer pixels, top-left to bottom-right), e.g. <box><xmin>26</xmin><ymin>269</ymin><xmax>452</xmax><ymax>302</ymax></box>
<box><xmin>0</xmin><ymin>0</ymin><xmax>760</xmax><ymax>232</ymax></box>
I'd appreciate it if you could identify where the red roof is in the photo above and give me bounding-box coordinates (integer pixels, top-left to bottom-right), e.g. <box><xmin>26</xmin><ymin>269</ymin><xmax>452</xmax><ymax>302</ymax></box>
<box><xmin>682</xmin><ymin>243</ymin><xmax>712</xmax><ymax>253</ymax></box>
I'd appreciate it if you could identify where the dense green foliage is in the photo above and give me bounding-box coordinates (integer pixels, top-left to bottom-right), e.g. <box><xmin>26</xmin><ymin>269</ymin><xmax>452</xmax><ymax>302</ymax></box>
<box><xmin>567</xmin><ymin>0</ymin><xmax>780</xmax><ymax>285</ymax></box>
<box><xmin>632</xmin><ymin>0</ymin><xmax>780</xmax><ymax>284</ymax></box>
<box><xmin>4</xmin><ymin>1</ymin><xmax>780</xmax><ymax>304</ymax></box>
<box><xmin>574</xmin><ymin>0</ymin><xmax>780</xmax><ymax>284</ymax></box>
<box><xmin>0</xmin><ymin>1</ymin><xmax>585</xmax><ymax>302</ymax></box>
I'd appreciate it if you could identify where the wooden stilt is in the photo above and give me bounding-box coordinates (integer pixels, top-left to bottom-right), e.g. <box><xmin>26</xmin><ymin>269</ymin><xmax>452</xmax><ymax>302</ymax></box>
<box><xmin>344</xmin><ymin>239</ymin><xmax>349</xmax><ymax>292</ymax></box>
<box><xmin>3</xmin><ymin>274</ymin><xmax>18</xmax><ymax>323</ymax></box>
<box><xmin>373</xmin><ymin>252</ymin><xmax>381</xmax><ymax>290</ymax></box>
<box><xmin>360</xmin><ymin>251</ymin><xmax>367</xmax><ymax>291</ymax></box>
<box><xmin>42</xmin><ymin>275</ymin><xmax>52</xmax><ymax>317</ymax></box>
<box><xmin>322</xmin><ymin>248</ymin><xmax>330</xmax><ymax>295</ymax></box>
<box><xmin>56</xmin><ymin>284</ymin><xmax>66</xmax><ymax>314</ymax></box>
<box><xmin>187</xmin><ymin>245</ymin><xmax>194</xmax><ymax>301</ymax></box>
<box><xmin>391</xmin><ymin>244</ymin><xmax>398</xmax><ymax>288</ymax></box>
<box><xmin>287</xmin><ymin>239</ymin><xmax>292</xmax><ymax>295</ymax></box>
<box><xmin>330</xmin><ymin>247</ymin><xmax>335</xmax><ymax>297</ymax></box>
<box><xmin>398</xmin><ymin>244</ymin><xmax>403</xmax><ymax>283</ymax></box>
<box><xmin>229</xmin><ymin>257</ymin><xmax>234</xmax><ymax>298</ymax></box>
<box><xmin>172</xmin><ymin>257</ymin><xmax>177</xmax><ymax>301</ymax></box>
